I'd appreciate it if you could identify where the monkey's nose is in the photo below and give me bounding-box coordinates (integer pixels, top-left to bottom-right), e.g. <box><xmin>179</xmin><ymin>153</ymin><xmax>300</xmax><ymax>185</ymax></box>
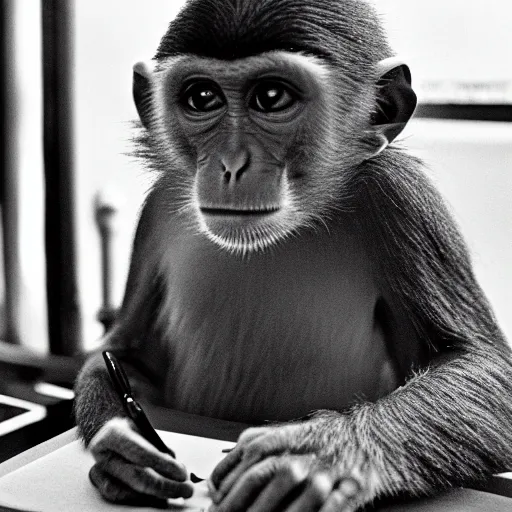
<box><xmin>221</xmin><ymin>149</ymin><xmax>251</xmax><ymax>184</ymax></box>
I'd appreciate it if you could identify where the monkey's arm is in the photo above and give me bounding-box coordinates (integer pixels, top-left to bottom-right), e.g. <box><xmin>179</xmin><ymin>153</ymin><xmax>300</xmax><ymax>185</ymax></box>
<box><xmin>74</xmin><ymin>189</ymin><xmax>168</xmax><ymax>444</ymax></box>
<box><xmin>209</xmin><ymin>151</ymin><xmax>512</xmax><ymax>511</ymax></box>
<box><xmin>346</xmin><ymin>150</ymin><xmax>512</xmax><ymax>494</ymax></box>
<box><xmin>74</xmin><ymin>192</ymin><xmax>194</xmax><ymax>504</ymax></box>
<box><xmin>73</xmin><ymin>332</ymin><xmax>167</xmax><ymax>444</ymax></box>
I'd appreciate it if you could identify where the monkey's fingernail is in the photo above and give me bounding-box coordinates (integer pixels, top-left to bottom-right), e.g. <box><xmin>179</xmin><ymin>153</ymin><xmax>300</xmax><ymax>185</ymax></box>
<box><xmin>210</xmin><ymin>490</ymin><xmax>223</xmax><ymax>504</ymax></box>
<box><xmin>190</xmin><ymin>472</ymin><xmax>204</xmax><ymax>483</ymax></box>
<box><xmin>337</xmin><ymin>477</ymin><xmax>362</xmax><ymax>498</ymax></box>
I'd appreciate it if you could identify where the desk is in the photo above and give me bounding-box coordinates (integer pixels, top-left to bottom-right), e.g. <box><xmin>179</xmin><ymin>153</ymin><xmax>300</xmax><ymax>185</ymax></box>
<box><xmin>1</xmin><ymin>403</ymin><xmax>511</xmax><ymax>511</ymax></box>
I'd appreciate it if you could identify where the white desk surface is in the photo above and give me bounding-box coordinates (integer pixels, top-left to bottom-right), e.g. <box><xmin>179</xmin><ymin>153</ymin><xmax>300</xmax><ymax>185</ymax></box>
<box><xmin>0</xmin><ymin>428</ymin><xmax>234</xmax><ymax>511</ymax></box>
<box><xmin>1</xmin><ymin>424</ymin><xmax>512</xmax><ymax>511</ymax></box>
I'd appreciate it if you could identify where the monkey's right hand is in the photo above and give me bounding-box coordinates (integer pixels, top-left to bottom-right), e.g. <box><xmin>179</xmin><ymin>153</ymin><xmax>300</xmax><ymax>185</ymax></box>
<box><xmin>88</xmin><ymin>417</ymin><xmax>194</xmax><ymax>505</ymax></box>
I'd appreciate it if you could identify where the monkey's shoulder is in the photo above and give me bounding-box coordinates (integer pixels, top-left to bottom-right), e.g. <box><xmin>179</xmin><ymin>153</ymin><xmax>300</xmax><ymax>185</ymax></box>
<box><xmin>356</xmin><ymin>149</ymin><xmax>450</xmax><ymax>220</ymax></box>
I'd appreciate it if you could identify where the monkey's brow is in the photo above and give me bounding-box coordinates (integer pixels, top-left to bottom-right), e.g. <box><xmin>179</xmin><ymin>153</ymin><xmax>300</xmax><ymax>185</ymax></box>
<box><xmin>154</xmin><ymin>51</ymin><xmax>330</xmax><ymax>81</ymax></box>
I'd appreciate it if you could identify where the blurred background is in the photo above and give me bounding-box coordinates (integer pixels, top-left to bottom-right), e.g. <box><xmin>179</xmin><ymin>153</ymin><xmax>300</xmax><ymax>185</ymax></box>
<box><xmin>0</xmin><ymin>0</ymin><xmax>510</xmax><ymax>458</ymax></box>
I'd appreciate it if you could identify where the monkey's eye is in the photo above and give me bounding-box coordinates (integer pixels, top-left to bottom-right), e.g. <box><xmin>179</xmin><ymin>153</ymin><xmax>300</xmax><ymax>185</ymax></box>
<box><xmin>181</xmin><ymin>81</ymin><xmax>225</xmax><ymax>113</ymax></box>
<box><xmin>250</xmin><ymin>81</ymin><xmax>297</xmax><ymax>113</ymax></box>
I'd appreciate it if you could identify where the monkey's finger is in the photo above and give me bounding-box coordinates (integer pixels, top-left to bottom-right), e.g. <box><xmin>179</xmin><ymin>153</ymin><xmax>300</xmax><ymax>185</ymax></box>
<box><xmin>241</xmin><ymin>460</ymin><xmax>313</xmax><ymax>512</ymax></box>
<box><xmin>236</xmin><ymin>426</ymin><xmax>273</xmax><ymax>446</ymax></box>
<box><xmin>215</xmin><ymin>457</ymin><xmax>310</xmax><ymax>512</ymax></box>
<box><xmin>211</xmin><ymin>427</ymin><xmax>275</xmax><ymax>489</ymax></box>
<box><xmin>95</xmin><ymin>452</ymin><xmax>194</xmax><ymax>499</ymax></box>
<box><xmin>89</xmin><ymin>464</ymin><xmax>168</xmax><ymax>507</ymax></box>
<box><xmin>212</xmin><ymin>428</ymin><xmax>295</xmax><ymax>495</ymax></box>
<box><xmin>210</xmin><ymin>457</ymin><xmax>282</xmax><ymax>511</ymax></box>
<box><xmin>242</xmin><ymin>429</ymin><xmax>292</xmax><ymax>461</ymax></box>
<box><xmin>284</xmin><ymin>473</ymin><xmax>333</xmax><ymax>512</ymax></box>
<box><xmin>318</xmin><ymin>490</ymin><xmax>357</xmax><ymax>512</ymax></box>
<box><xmin>211</xmin><ymin>450</ymin><xmax>261</xmax><ymax>503</ymax></box>
<box><xmin>210</xmin><ymin>445</ymin><xmax>244</xmax><ymax>490</ymax></box>
<box><xmin>318</xmin><ymin>478</ymin><xmax>363</xmax><ymax>512</ymax></box>
<box><xmin>90</xmin><ymin>417</ymin><xmax>188</xmax><ymax>481</ymax></box>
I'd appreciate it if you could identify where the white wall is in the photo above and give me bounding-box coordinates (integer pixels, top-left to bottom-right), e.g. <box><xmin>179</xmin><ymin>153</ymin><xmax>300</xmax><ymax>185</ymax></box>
<box><xmin>402</xmin><ymin>120</ymin><xmax>512</xmax><ymax>340</ymax></box>
<box><xmin>74</xmin><ymin>1</ymin><xmax>187</xmax><ymax>347</ymax></box>
<box><xmin>374</xmin><ymin>0</ymin><xmax>512</xmax><ymax>103</ymax></box>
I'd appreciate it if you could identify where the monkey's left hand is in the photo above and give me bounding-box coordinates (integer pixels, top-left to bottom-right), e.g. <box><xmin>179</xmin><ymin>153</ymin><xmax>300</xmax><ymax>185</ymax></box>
<box><xmin>208</xmin><ymin>417</ymin><xmax>381</xmax><ymax>512</ymax></box>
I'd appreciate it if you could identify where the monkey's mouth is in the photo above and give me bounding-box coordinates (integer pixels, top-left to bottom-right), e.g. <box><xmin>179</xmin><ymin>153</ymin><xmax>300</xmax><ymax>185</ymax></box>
<box><xmin>197</xmin><ymin>204</ymin><xmax>290</xmax><ymax>253</ymax></box>
<box><xmin>195</xmin><ymin>201</ymin><xmax>307</xmax><ymax>256</ymax></box>
<box><xmin>200</xmin><ymin>206</ymin><xmax>281</xmax><ymax>217</ymax></box>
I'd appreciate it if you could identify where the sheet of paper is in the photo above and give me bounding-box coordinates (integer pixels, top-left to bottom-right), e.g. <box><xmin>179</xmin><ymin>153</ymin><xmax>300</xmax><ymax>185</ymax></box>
<box><xmin>0</xmin><ymin>431</ymin><xmax>235</xmax><ymax>511</ymax></box>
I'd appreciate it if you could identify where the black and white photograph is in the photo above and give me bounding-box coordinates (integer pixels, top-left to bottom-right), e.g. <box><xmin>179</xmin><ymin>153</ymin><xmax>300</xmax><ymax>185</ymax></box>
<box><xmin>0</xmin><ymin>1</ymin><xmax>511</xmax><ymax>510</ymax></box>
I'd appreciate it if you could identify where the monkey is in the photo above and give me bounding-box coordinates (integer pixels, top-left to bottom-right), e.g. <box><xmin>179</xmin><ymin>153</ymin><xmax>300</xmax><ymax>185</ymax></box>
<box><xmin>74</xmin><ymin>0</ymin><xmax>512</xmax><ymax>510</ymax></box>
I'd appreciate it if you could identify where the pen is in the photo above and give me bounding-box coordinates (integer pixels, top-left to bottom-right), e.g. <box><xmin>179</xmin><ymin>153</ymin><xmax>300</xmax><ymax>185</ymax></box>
<box><xmin>103</xmin><ymin>350</ymin><xmax>206</xmax><ymax>483</ymax></box>
<box><xmin>102</xmin><ymin>350</ymin><xmax>175</xmax><ymax>457</ymax></box>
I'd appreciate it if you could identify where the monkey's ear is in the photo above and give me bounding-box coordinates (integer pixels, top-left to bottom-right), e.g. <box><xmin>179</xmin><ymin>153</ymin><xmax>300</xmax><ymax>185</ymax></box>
<box><xmin>133</xmin><ymin>61</ymin><xmax>156</xmax><ymax>129</ymax></box>
<box><xmin>369</xmin><ymin>57</ymin><xmax>417</xmax><ymax>154</ymax></box>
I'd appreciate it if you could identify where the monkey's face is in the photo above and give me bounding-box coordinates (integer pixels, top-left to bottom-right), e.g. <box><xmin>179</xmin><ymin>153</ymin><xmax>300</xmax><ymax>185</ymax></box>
<box><xmin>140</xmin><ymin>52</ymin><xmax>377</xmax><ymax>254</ymax></box>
